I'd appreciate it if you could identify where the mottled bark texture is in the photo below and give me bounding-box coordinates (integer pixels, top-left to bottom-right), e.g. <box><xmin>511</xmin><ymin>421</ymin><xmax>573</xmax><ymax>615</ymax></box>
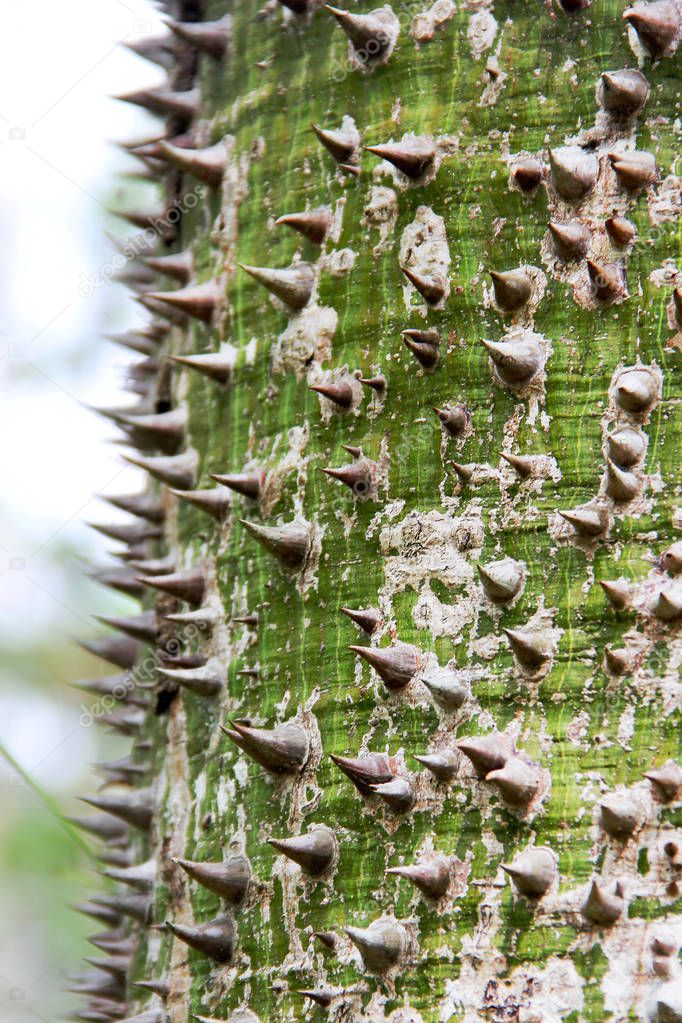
<box><xmin>74</xmin><ymin>0</ymin><xmax>682</xmax><ymax>1021</ymax></box>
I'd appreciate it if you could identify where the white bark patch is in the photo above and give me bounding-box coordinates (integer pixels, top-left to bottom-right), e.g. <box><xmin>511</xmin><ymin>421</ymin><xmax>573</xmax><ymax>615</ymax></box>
<box><xmin>440</xmin><ymin>954</ymin><xmax>584</xmax><ymax>1022</ymax></box>
<box><xmin>411</xmin><ymin>0</ymin><xmax>456</xmax><ymax>43</ymax></box>
<box><xmin>399</xmin><ymin>206</ymin><xmax>451</xmax><ymax>312</ymax></box>
<box><xmin>467</xmin><ymin>9</ymin><xmax>497</xmax><ymax>58</ymax></box>
<box><xmin>270</xmin><ymin>303</ymin><xmax>338</xmax><ymax>378</ymax></box>
<box><xmin>321</xmin><ymin>247</ymin><xmax>356</xmax><ymax>276</ymax></box>
<box><xmin>362</xmin><ymin>185</ymin><xmax>399</xmax><ymax>255</ymax></box>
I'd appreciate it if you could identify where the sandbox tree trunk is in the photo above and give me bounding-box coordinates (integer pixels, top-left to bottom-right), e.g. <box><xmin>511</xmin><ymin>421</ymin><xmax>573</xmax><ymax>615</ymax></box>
<box><xmin>75</xmin><ymin>0</ymin><xmax>682</xmax><ymax>1021</ymax></box>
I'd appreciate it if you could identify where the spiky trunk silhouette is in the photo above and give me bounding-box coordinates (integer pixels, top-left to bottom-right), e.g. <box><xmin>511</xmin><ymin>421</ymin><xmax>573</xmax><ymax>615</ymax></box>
<box><xmin>72</xmin><ymin>0</ymin><xmax>682</xmax><ymax>1021</ymax></box>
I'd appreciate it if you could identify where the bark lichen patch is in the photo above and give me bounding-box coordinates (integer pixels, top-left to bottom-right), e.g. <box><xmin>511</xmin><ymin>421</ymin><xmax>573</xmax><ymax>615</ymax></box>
<box><xmin>362</xmin><ymin>185</ymin><xmax>399</xmax><ymax>255</ymax></box>
<box><xmin>270</xmin><ymin>303</ymin><xmax>338</xmax><ymax>378</ymax></box>
<box><xmin>410</xmin><ymin>0</ymin><xmax>456</xmax><ymax>43</ymax></box>
<box><xmin>467</xmin><ymin>8</ymin><xmax>497</xmax><ymax>59</ymax></box>
<box><xmin>399</xmin><ymin>206</ymin><xmax>451</xmax><ymax>312</ymax></box>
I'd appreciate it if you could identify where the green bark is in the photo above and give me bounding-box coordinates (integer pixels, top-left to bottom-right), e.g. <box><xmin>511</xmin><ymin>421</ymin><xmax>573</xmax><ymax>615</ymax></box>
<box><xmin>79</xmin><ymin>0</ymin><xmax>682</xmax><ymax>1021</ymax></box>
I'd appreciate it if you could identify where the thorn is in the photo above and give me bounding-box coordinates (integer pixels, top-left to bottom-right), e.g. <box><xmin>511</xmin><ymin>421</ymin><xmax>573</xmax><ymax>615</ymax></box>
<box><xmin>623</xmin><ymin>0</ymin><xmax>680</xmax><ymax>57</ymax></box>
<box><xmin>587</xmin><ymin>259</ymin><xmax>626</xmax><ymax>302</ymax></box>
<box><xmin>298</xmin><ymin>990</ymin><xmax>334</xmax><ymax>1008</ymax></box>
<box><xmin>600</xmin><ymin>578</ymin><xmax>632</xmax><ymax>610</ymax></box>
<box><xmin>72</xmin><ymin>672</ymin><xmax>146</xmax><ymax>707</ymax></box>
<box><xmin>79</xmin><ymin>788</ymin><xmax>154</xmax><ymax>831</ymax></box>
<box><xmin>83</xmin><ymin>955</ymin><xmax>131</xmax><ymax>979</ymax></box>
<box><xmin>548</xmin><ymin>145</ymin><xmax>598</xmax><ymax>200</ymax></box>
<box><xmin>609</xmin><ymin>149</ymin><xmax>658</xmax><ymax>190</ymax></box>
<box><xmin>268</xmin><ymin>827</ymin><xmax>337</xmax><ymax>875</ymax></box>
<box><xmin>165</xmin><ymin>14</ymin><xmax>232</xmax><ymax>59</ymax></box>
<box><xmin>350</xmin><ymin>642</ymin><xmax>423</xmax><ymax>691</ymax></box>
<box><xmin>512</xmin><ymin>159</ymin><xmax>543</xmax><ymax>191</ymax></box>
<box><xmin>86</xmin><ymin>520</ymin><xmax>162</xmax><ymax>545</ymax></box>
<box><xmin>94</xmin><ymin>751</ymin><xmax>149</xmax><ymax>782</ymax></box>
<box><xmin>157</xmin><ymin>139</ymin><xmax>228</xmax><ymax>188</ymax></box>
<box><xmin>387</xmin><ymin>854</ymin><xmax>449</xmax><ymax>899</ymax></box>
<box><xmin>115</xmin><ymin>86</ymin><xmax>199</xmax><ymax>120</ymax></box>
<box><xmin>124</xmin><ymin>449</ymin><xmax>199</xmax><ymax>490</ymax></box>
<box><xmin>70</xmin><ymin>902</ymin><xmax>121</xmax><ymax>927</ymax></box>
<box><xmin>421</xmin><ymin>666</ymin><xmax>469</xmax><ymax>710</ymax></box>
<box><xmin>232</xmin><ymin>612</ymin><xmax>259</xmax><ymax>627</ymax></box>
<box><xmin>485</xmin><ymin>756</ymin><xmax>541</xmax><ymax>807</ymax></box>
<box><xmin>135</xmin><ymin>979</ymin><xmax>170</xmax><ymax>999</ymax></box>
<box><xmin>600</xmin><ymin>794</ymin><xmax>641</xmax><ymax>838</ymax></box>
<box><xmin>130</xmin><ymin>554</ymin><xmax>176</xmax><ymax>576</ymax></box>
<box><xmin>605</xmin><ymin>214</ymin><xmax>637</xmax><ymax>245</ymax></box>
<box><xmin>477</xmin><ymin>558</ymin><xmax>524</xmax><ymax>602</ymax></box>
<box><xmin>275</xmin><ymin>208</ymin><xmax>332</xmax><ymax>244</ymax></box>
<box><xmin>559</xmin><ymin>505</ymin><xmax>608</xmax><ymax>537</ymax></box>
<box><xmin>135</xmin><ymin>567</ymin><xmax>205</xmax><ymax>607</ymax></box>
<box><xmin>103</xmin><ymin>858</ymin><xmax>155</xmax><ymax>890</ymax></box>
<box><xmin>170</xmin><ymin>350</ymin><xmax>235</xmax><ymax>385</ymax></box>
<box><xmin>94</xmin><ymin>611</ymin><xmax>157</xmax><ymax>644</ymax></box>
<box><xmin>344</xmin><ymin>920</ymin><xmax>407</xmax><ymax>973</ymax></box>
<box><xmin>673</xmin><ymin>286</ymin><xmax>682</xmax><ymax>327</ymax></box>
<box><xmin>157</xmin><ymin>664</ymin><xmax>223</xmax><ymax>697</ymax></box>
<box><xmin>644</xmin><ymin>761</ymin><xmax>682</xmax><ymax>801</ymax></box>
<box><xmin>313</xmin><ymin>931</ymin><xmax>338</xmax><ymax>950</ymax></box>
<box><xmin>239</xmin><ymin>262</ymin><xmax>313</xmax><ymax>309</ymax></box>
<box><xmin>605</xmin><ymin>458</ymin><xmax>641</xmax><ymax>502</ymax></box>
<box><xmin>432</xmin><ymin>404</ymin><xmax>470</xmax><ymax>437</ymax></box>
<box><xmin>311</xmin><ymin>122</ymin><xmax>360</xmax><ymax>166</ymax></box>
<box><xmin>143</xmin><ymin>282</ymin><xmax>220</xmax><ymax>324</ymax></box>
<box><xmin>451</xmin><ymin>461</ymin><xmax>476</xmax><ymax>482</ymax></box>
<box><xmin>502</xmin><ymin>847</ymin><xmax>556</xmax><ymax>898</ymax></box>
<box><xmin>415</xmin><ymin>749</ymin><xmax>458</xmax><ymax>781</ymax></box>
<box><xmin>548</xmin><ymin>220</ymin><xmax>591</xmax><ymax>260</ymax></box>
<box><xmin>559</xmin><ymin>0</ymin><xmax>591</xmax><ymax>11</ymax></box>
<box><xmin>503</xmin><ymin>627</ymin><xmax>553</xmax><ymax>669</ymax></box>
<box><xmin>364</xmin><ymin>139</ymin><xmax>435</xmax><ymax>180</ymax></box>
<box><xmin>76</xmin><ymin>635</ymin><xmax>140</xmax><ymax>670</ymax></box>
<box><xmin>369</xmin><ymin>776</ymin><xmax>415</xmax><ymax>812</ymax></box>
<box><xmin>400</xmin><ymin>265</ymin><xmax>447</xmax><ymax>305</ymax></box>
<box><xmin>143</xmin><ymin>250</ymin><xmax>193</xmax><ymax>284</ymax></box>
<box><xmin>614</xmin><ymin>367</ymin><xmax>659</xmax><ymax>413</ymax></box>
<box><xmin>582</xmin><ymin>879</ymin><xmax>625</xmax><ymax>926</ymax></box>
<box><xmin>655</xmin><ymin>989</ymin><xmax>682</xmax><ymax>1022</ymax></box>
<box><xmin>490</xmin><ymin>269</ymin><xmax>532</xmax><ymax>311</ymax></box>
<box><xmin>239</xmin><ymin>518</ymin><xmax>311</xmax><ymax>571</ymax></box>
<box><xmin>604</xmin><ymin>645</ymin><xmax>634</xmax><ymax>675</ymax></box>
<box><xmin>480</xmin><ymin>335</ymin><xmax>544</xmax><ymax>387</ymax></box>
<box><xmin>600</xmin><ymin>68</ymin><xmax>650</xmax><ymax>115</ymax></box>
<box><xmin>123</xmin><ymin>34</ymin><xmax>176</xmax><ymax>69</ymax></box>
<box><xmin>500</xmin><ymin>451</ymin><xmax>537</xmax><ymax>479</ymax></box>
<box><xmin>359</xmin><ymin>374</ymin><xmax>386</xmax><ymax>393</ymax></box>
<box><xmin>607</xmin><ymin>426</ymin><xmax>646</xmax><ymax>467</ymax></box>
<box><xmin>660</xmin><ymin>540</ymin><xmax>682</xmax><ymax>576</ymax></box>
<box><xmin>104</xmin><ymin>329</ymin><xmax>157</xmax><ymax>356</ymax></box>
<box><xmin>340</xmin><ymin>606</ymin><xmax>382</xmax><ymax>635</ymax></box>
<box><xmin>401</xmin><ymin>328</ymin><xmax>440</xmax><ymax>368</ymax></box>
<box><xmin>220</xmin><ymin>719</ymin><xmax>309</xmax><ymax>772</ymax></box>
<box><xmin>322</xmin><ymin>460</ymin><xmax>373</xmax><ymax>497</ymax></box>
<box><xmin>104</xmin><ymin>492</ymin><xmax>165</xmax><ymax>523</ymax></box>
<box><xmin>67</xmin><ymin>814</ymin><xmax>128</xmax><ymax>842</ymax></box>
<box><xmin>173</xmin><ymin>854</ymin><xmax>250</xmax><ymax>903</ymax></box>
<box><xmin>169</xmin><ymin>487</ymin><xmax>231</xmax><ymax>522</ymax></box>
<box><xmin>209</xmin><ymin>472</ymin><xmax>262</xmax><ymax>499</ymax></box>
<box><xmin>309</xmin><ymin>380</ymin><xmax>354</xmax><ymax>409</ymax></box>
<box><xmin>165</xmin><ymin>915</ymin><xmax>235</xmax><ymax>963</ymax></box>
<box><xmin>120</xmin><ymin>406</ymin><xmax>189</xmax><ymax>454</ymax></box>
<box><xmin>330</xmin><ymin>752</ymin><xmax>395</xmax><ymax>794</ymax></box>
<box><xmin>457</xmin><ymin>734</ymin><xmax>509</xmax><ymax>778</ymax></box>
<box><xmin>92</xmin><ymin>893</ymin><xmax>152</xmax><ymax>924</ymax></box>
<box><xmin>653</xmin><ymin>587</ymin><xmax>682</xmax><ymax>621</ymax></box>
<box><xmin>324</xmin><ymin>6</ymin><xmax>394</xmax><ymax>60</ymax></box>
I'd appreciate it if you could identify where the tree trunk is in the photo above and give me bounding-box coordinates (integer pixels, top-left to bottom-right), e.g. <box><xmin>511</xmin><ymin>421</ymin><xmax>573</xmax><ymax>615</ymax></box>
<box><xmin>75</xmin><ymin>0</ymin><xmax>682</xmax><ymax>1021</ymax></box>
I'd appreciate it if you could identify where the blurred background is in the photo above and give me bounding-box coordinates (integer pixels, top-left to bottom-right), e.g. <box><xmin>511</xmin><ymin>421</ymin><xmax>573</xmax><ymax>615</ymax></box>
<box><xmin>0</xmin><ymin>3</ymin><xmax>168</xmax><ymax>1021</ymax></box>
